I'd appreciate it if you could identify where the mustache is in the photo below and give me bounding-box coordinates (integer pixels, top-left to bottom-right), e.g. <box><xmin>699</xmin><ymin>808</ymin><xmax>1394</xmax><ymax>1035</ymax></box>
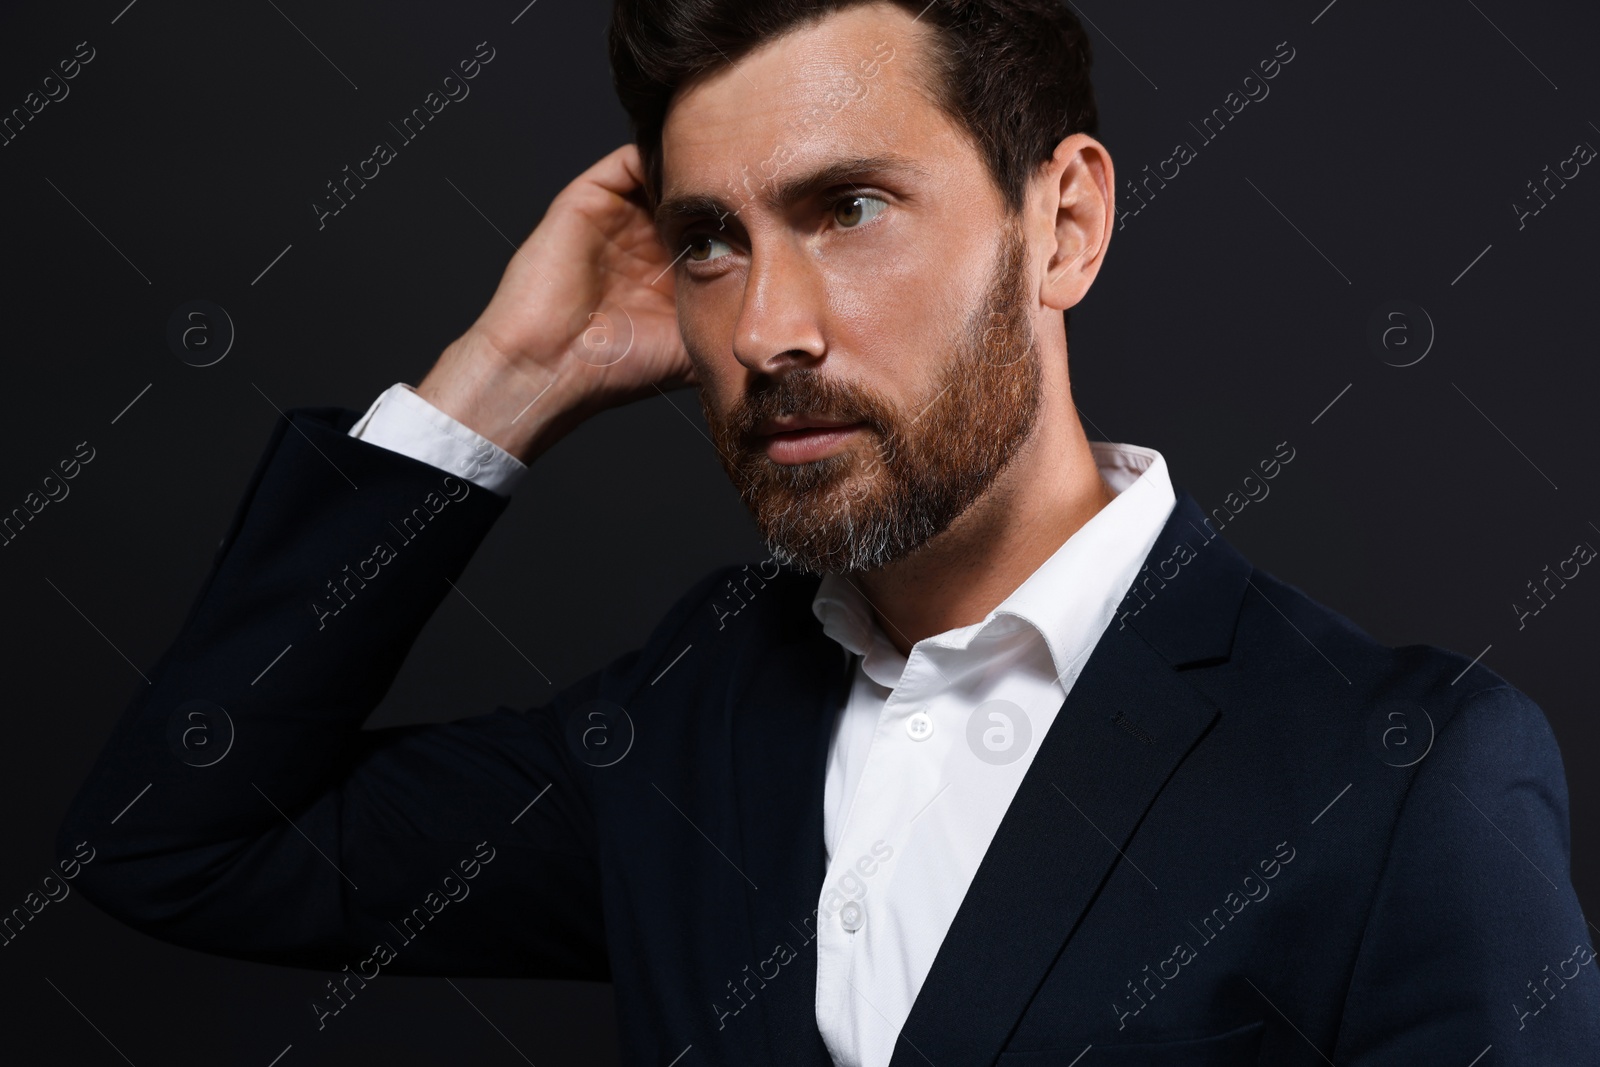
<box><xmin>729</xmin><ymin>368</ymin><xmax>892</xmax><ymax>440</ymax></box>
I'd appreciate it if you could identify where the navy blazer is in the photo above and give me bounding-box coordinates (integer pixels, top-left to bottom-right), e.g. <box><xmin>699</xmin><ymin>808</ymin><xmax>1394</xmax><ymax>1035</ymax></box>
<box><xmin>61</xmin><ymin>408</ymin><xmax>1599</xmax><ymax>1065</ymax></box>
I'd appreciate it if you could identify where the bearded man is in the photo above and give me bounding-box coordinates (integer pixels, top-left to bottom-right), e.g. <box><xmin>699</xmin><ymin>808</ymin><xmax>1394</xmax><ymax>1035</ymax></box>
<box><xmin>62</xmin><ymin>2</ymin><xmax>1596</xmax><ymax>1064</ymax></box>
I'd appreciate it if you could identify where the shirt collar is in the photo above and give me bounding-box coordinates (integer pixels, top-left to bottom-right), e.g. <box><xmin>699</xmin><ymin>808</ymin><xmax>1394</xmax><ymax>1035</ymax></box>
<box><xmin>810</xmin><ymin>442</ymin><xmax>1176</xmax><ymax>688</ymax></box>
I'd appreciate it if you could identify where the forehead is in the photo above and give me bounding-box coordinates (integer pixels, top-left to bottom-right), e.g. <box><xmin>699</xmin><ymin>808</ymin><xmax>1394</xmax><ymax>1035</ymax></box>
<box><xmin>659</xmin><ymin>3</ymin><xmax>966</xmax><ymax>206</ymax></box>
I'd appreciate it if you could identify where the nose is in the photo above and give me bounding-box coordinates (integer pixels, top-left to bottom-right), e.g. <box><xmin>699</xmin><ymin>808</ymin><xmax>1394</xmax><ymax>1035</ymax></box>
<box><xmin>731</xmin><ymin>234</ymin><xmax>827</xmax><ymax>375</ymax></box>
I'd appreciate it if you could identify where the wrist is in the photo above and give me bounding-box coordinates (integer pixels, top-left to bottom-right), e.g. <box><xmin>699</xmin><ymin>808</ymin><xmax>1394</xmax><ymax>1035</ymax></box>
<box><xmin>417</xmin><ymin>330</ymin><xmax>592</xmax><ymax>464</ymax></box>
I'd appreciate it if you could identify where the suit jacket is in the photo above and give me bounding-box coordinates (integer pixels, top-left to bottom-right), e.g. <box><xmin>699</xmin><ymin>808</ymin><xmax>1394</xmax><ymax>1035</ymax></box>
<box><xmin>61</xmin><ymin>407</ymin><xmax>1600</xmax><ymax>1066</ymax></box>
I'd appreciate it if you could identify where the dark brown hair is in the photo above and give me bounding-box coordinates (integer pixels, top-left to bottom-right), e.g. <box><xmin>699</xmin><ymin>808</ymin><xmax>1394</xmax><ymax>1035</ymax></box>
<box><xmin>607</xmin><ymin>0</ymin><xmax>1098</xmax><ymax>214</ymax></box>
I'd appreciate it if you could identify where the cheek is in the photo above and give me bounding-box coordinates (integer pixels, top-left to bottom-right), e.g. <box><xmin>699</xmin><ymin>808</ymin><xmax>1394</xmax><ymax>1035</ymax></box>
<box><xmin>678</xmin><ymin>308</ymin><xmax>743</xmax><ymax>420</ymax></box>
<box><xmin>824</xmin><ymin>254</ymin><xmax>966</xmax><ymax>389</ymax></box>
<box><xmin>690</xmin><ymin>357</ymin><xmax>734</xmax><ymax>412</ymax></box>
<box><xmin>677</xmin><ymin>293</ymin><xmax>735</xmax><ymax>373</ymax></box>
<box><xmin>825</xmin><ymin>205</ymin><xmax>991</xmax><ymax>343</ymax></box>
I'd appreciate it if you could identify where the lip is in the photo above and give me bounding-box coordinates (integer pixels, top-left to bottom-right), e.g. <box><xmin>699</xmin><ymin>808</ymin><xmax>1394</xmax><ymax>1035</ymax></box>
<box><xmin>752</xmin><ymin>417</ymin><xmax>867</xmax><ymax>465</ymax></box>
<box><xmin>753</xmin><ymin>415</ymin><xmax>863</xmax><ymax>436</ymax></box>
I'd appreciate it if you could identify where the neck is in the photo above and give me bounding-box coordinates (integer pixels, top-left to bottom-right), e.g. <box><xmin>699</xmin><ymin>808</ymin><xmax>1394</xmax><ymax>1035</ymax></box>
<box><xmin>851</xmin><ymin>377</ymin><xmax>1114</xmax><ymax>656</ymax></box>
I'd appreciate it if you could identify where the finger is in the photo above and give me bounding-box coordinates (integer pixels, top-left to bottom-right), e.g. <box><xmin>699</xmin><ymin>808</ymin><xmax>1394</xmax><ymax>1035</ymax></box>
<box><xmin>580</xmin><ymin>143</ymin><xmax>648</xmax><ymax>198</ymax></box>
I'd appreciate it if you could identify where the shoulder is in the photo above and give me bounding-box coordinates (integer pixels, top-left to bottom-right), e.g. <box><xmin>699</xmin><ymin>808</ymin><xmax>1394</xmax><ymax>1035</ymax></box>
<box><xmin>1225</xmin><ymin>563</ymin><xmax>1564</xmax><ymax>783</ymax></box>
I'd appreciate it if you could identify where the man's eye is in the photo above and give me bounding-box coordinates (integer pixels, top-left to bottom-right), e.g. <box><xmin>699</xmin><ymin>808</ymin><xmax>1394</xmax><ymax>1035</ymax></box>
<box><xmin>832</xmin><ymin>195</ymin><xmax>888</xmax><ymax>228</ymax></box>
<box><xmin>686</xmin><ymin>234</ymin><xmax>733</xmax><ymax>262</ymax></box>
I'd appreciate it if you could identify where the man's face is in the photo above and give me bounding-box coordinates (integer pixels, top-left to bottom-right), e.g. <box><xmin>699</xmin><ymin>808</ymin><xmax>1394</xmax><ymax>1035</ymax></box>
<box><xmin>657</xmin><ymin>2</ymin><xmax>1045</xmax><ymax>574</ymax></box>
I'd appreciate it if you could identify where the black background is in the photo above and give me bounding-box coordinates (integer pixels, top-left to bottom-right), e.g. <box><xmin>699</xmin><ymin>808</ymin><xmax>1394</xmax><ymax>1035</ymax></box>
<box><xmin>1</xmin><ymin>0</ymin><xmax>1596</xmax><ymax>1063</ymax></box>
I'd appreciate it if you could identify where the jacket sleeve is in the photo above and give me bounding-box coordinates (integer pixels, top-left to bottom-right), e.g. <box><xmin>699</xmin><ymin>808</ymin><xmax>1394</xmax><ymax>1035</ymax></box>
<box><xmin>1333</xmin><ymin>682</ymin><xmax>1600</xmax><ymax>1064</ymax></box>
<box><xmin>56</xmin><ymin>406</ymin><xmax>720</xmax><ymax>981</ymax></box>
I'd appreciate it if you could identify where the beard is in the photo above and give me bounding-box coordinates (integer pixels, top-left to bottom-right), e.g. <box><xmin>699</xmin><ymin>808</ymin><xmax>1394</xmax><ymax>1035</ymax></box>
<box><xmin>700</xmin><ymin>218</ymin><xmax>1043</xmax><ymax>575</ymax></box>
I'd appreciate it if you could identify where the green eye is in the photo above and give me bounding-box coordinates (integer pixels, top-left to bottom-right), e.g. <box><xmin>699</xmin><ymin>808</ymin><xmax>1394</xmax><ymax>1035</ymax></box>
<box><xmin>833</xmin><ymin>195</ymin><xmax>887</xmax><ymax>228</ymax></box>
<box><xmin>687</xmin><ymin>234</ymin><xmax>732</xmax><ymax>262</ymax></box>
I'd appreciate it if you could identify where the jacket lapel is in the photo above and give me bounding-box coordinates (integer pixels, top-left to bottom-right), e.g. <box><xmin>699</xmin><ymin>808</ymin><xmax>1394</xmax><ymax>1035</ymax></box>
<box><xmin>889</xmin><ymin>490</ymin><xmax>1252</xmax><ymax>1066</ymax></box>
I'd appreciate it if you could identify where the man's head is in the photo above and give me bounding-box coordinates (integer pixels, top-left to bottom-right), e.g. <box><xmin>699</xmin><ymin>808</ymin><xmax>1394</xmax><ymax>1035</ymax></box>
<box><xmin>608</xmin><ymin>0</ymin><xmax>1114</xmax><ymax>574</ymax></box>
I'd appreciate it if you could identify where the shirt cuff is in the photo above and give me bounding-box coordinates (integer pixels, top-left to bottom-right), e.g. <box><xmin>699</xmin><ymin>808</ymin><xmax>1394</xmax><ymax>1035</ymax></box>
<box><xmin>348</xmin><ymin>382</ymin><xmax>527</xmax><ymax>496</ymax></box>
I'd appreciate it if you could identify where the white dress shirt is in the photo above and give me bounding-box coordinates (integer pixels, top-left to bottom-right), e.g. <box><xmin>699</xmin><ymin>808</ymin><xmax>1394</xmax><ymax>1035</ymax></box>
<box><xmin>349</xmin><ymin>383</ymin><xmax>1177</xmax><ymax>1066</ymax></box>
<box><xmin>810</xmin><ymin>442</ymin><xmax>1174</xmax><ymax>1065</ymax></box>
<box><xmin>349</xmin><ymin>382</ymin><xmax>529</xmax><ymax>496</ymax></box>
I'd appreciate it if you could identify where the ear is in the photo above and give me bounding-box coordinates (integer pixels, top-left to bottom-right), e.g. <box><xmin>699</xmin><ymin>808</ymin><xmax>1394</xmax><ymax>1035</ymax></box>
<box><xmin>1035</xmin><ymin>133</ymin><xmax>1115</xmax><ymax>312</ymax></box>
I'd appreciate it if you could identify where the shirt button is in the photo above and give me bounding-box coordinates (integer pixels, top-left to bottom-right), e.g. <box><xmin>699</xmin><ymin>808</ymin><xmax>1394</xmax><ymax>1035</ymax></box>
<box><xmin>906</xmin><ymin>711</ymin><xmax>933</xmax><ymax>741</ymax></box>
<box><xmin>839</xmin><ymin>901</ymin><xmax>864</xmax><ymax>932</ymax></box>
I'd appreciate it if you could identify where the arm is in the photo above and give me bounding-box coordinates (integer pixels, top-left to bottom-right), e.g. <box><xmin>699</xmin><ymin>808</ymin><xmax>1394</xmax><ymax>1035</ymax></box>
<box><xmin>58</xmin><ymin>142</ymin><xmax>703</xmax><ymax>977</ymax></box>
<box><xmin>58</xmin><ymin>407</ymin><xmax>579</xmax><ymax>975</ymax></box>
<box><xmin>1333</xmin><ymin>683</ymin><xmax>1600</xmax><ymax>1063</ymax></box>
<box><xmin>59</xmin><ymin>407</ymin><xmax>727</xmax><ymax>977</ymax></box>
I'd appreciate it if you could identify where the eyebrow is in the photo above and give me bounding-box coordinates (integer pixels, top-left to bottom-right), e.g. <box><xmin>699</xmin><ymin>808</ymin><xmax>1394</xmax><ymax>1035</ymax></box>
<box><xmin>654</xmin><ymin>153</ymin><xmax>932</xmax><ymax>241</ymax></box>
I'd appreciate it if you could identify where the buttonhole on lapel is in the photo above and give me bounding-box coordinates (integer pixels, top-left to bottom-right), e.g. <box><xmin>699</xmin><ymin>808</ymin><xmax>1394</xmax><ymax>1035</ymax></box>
<box><xmin>1112</xmin><ymin>710</ymin><xmax>1156</xmax><ymax>745</ymax></box>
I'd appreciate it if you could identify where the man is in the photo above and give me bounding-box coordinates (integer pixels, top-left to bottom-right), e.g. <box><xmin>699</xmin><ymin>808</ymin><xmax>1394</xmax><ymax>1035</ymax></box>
<box><xmin>61</xmin><ymin>1</ymin><xmax>1597</xmax><ymax>1064</ymax></box>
